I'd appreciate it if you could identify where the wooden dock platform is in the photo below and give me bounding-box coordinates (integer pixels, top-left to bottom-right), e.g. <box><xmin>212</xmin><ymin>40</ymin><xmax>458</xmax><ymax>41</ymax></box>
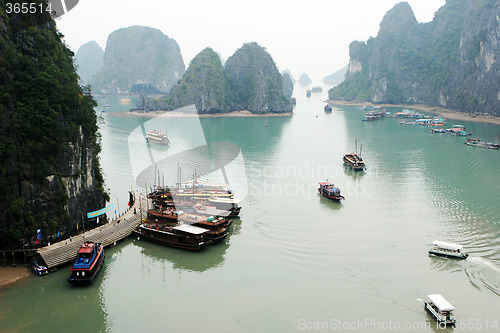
<box><xmin>37</xmin><ymin>192</ymin><xmax>147</xmax><ymax>269</ymax></box>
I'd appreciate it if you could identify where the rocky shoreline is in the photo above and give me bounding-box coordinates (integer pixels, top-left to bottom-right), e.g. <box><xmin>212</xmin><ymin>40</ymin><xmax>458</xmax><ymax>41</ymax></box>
<box><xmin>110</xmin><ymin>110</ymin><xmax>294</xmax><ymax>118</ymax></box>
<box><xmin>0</xmin><ymin>266</ymin><xmax>31</xmax><ymax>288</ymax></box>
<box><xmin>328</xmin><ymin>100</ymin><xmax>500</xmax><ymax>126</ymax></box>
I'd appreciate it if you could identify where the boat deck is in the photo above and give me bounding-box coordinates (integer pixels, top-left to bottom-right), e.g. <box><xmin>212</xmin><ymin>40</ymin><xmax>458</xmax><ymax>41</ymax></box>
<box><xmin>37</xmin><ymin>192</ymin><xmax>147</xmax><ymax>269</ymax></box>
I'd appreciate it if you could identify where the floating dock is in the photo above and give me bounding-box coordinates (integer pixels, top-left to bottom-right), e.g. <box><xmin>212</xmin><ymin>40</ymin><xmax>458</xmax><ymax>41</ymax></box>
<box><xmin>37</xmin><ymin>192</ymin><xmax>147</xmax><ymax>269</ymax></box>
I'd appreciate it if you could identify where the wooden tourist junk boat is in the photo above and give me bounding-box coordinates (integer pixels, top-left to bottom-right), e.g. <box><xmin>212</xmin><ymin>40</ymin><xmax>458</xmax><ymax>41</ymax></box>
<box><xmin>133</xmin><ymin>223</ymin><xmax>212</xmax><ymax>251</ymax></box>
<box><xmin>146</xmin><ymin>130</ymin><xmax>169</xmax><ymax>145</ymax></box>
<box><xmin>343</xmin><ymin>138</ymin><xmax>366</xmax><ymax>171</ymax></box>
<box><xmin>178</xmin><ymin>214</ymin><xmax>231</xmax><ymax>243</ymax></box>
<box><xmin>465</xmin><ymin>138</ymin><xmax>500</xmax><ymax>150</ymax></box>
<box><xmin>68</xmin><ymin>241</ymin><xmax>105</xmax><ymax>285</ymax></box>
<box><xmin>428</xmin><ymin>240</ymin><xmax>468</xmax><ymax>259</ymax></box>
<box><xmin>318</xmin><ymin>182</ymin><xmax>344</xmax><ymax>201</ymax></box>
<box><xmin>324</xmin><ymin>104</ymin><xmax>332</xmax><ymax>112</ymax></box>
<box><xmin>424</xmin><ymin>294</ymin><xmax>457</xmax><ymax>325</ymax></box>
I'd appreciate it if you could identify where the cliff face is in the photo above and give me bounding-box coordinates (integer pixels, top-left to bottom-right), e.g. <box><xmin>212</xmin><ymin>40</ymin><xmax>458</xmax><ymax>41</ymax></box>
<box><xmin>75</xmin><ymin>41</ymin><xmax>104</xmax><ymax>86</ymax></box>
<box><xmin>90</xmin><ymin>26</ymin><xmax>185</xmax><ymax>95</ymax></box>
<box><xmin>162</xmin><ymin>48</ymin><xmax>226</xmax><ymax>113</ymax></box>
<box><xmin>329</xmin><ymin>0</ymin><xmax>500</xmax><ymax>115</ymax></box>
<box><xmin>298</xmin><ymin>73</ymin><xmax>312</xmax><ymax>86</ymax></box>
<box><xmin>0</xmin><ymin>0</ymin><xmax>107</xmax><ymax>248</ymax></box>
<box><xmin>138</xmin><ymin>42</ymin><xmax>292</xmax><ymax>114</ymax></box>
<box><xmin>225</xmin><ymin>42</ymin><xmax>292</xmax><ymax>113</ymax></box>
<box><xmin>323</xmin><ymin>65</ymin><xmax>348</xmax><ymax>87</ymax></box>
<box><xmin>282</xmin><ymin>72</ymin><xmax>294</xmax><ymax>98</ymax></box>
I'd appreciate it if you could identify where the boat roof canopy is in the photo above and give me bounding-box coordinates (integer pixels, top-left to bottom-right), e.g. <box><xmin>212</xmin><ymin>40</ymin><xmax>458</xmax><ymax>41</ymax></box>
<box><xmin>427</xmin><ymin>294</ymin><xmax>455</xmax><ymax>311</ymax></box>
<box><xmin>433</xmin><ymin>240</ymin><xmax>464</xmax><ymax>251</ymax></box>
<box><xmin>77</xmin><ymin>242</ymin><xmax>96</xmax><ymax>254</ymax></box>
<box><xmin>173</xmin><ymin>224</ymin><xmax>208</xmax><ymax>235</ymax></box>
<box><xmin>318</xmin><ymin>182</ymin><xmax>332</xmax><ymax>186</ymax></box>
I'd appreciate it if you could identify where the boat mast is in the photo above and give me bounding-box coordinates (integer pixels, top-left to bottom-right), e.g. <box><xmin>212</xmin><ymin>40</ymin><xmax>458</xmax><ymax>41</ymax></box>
<box><xmin>355</xmin><ymin>137</ymin><xmax>358</xmax><ymax>154</ymax></box>
<box><xmin>359</xmin><ymin>143</ymin><xmax>363</xmax><ymax>158</ymax></box>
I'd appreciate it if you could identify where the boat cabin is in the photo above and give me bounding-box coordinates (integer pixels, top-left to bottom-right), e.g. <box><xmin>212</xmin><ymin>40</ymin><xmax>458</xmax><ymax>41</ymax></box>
<box><xmin>428</xmin><ymin>240</ymin><xmax>468</xmax><ymax>259</ymax></box>
<box><xmin>425</xmin><ymin>294</ymin><xmax>457</xmax><ymax>325</ymax></box>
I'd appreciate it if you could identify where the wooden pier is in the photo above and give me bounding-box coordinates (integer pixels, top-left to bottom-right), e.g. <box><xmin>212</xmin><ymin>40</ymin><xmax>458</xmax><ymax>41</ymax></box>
<box><xmin>37</xmin><ymin>192</ymin><xmax>147</xmax><ymax>269</ymax></box>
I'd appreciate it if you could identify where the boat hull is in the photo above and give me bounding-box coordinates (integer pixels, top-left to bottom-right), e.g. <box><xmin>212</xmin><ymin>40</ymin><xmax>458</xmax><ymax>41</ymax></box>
<box><xmin>133</xmin><ymin>228</ymin><xmax>212</xmax><ymax>251</ymax></box>
<box><xmin>428</xmin><ymin>250</ymin><xmax>468</xmax><ymax>260</ymax></box>
<box><xmin>318</xmin><ymin>189</ymin><xmax>344</xmax><ymax>201</ymax></box>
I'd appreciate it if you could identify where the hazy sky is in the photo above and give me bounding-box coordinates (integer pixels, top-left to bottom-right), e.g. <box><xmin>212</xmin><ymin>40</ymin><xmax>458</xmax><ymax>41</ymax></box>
<box><xmin>57</xmin><ymin>0</ymin><xmax>445</xmax><ymax>83</ymax></box>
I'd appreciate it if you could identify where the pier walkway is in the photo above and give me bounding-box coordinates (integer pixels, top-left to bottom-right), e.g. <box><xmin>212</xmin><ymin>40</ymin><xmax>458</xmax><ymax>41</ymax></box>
<box><xmin>37</xmin><ymin>192</ymin><xmax>147</xmax><ymax>269</ymax></box>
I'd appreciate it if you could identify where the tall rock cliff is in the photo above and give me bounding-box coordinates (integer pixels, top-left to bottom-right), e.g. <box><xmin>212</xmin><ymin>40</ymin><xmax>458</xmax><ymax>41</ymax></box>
<box><xmin>90</xmin><ymin>26</ymin><xmax>185</xmax><ymax>95</ymax></box>
<box><xmin>225</xmin><ymin>42</ymin><xmax>292</xmax><ymax>113</ymax></box>
<box><xmin>75</xmin><ymin>41</ymin><xmax>104</xmax><ymax>86</ymax></box>
<box><xmin>0</xmin><ymin>0</ymin><xmax>107</xmax><ymax>248</ymax></box>
<box><xmin>329</xmin><ymin>0</ymin><xmax>500</xmax><ymax>115</ymax></box>
<box><xmin>282</xmin><ymin>72</ymin><xmax>294</xmax><ymax>98</ymax></box>
<box><xmin>162</xmin><ymin>48</ymin><xmax>226</xmax><ymax>113</ymax></box>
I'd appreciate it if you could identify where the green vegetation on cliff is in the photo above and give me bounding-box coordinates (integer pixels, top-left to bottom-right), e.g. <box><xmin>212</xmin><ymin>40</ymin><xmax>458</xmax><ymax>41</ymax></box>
<box><xmin>0</xmin><ymin>0</ymin><xmax>107</xmax><ymax>248</ymax></box>
<box><xmin>329</xmin><ymin>0</ymin><xmax>500</xmax><ymax>115</ymax></box>
<box><xmin>90</xmin><ymin>26</ymin><xmax>185</xmax><ymax>95</ymax></box>
<box><xmin>140</xmin><ymin>42</ymin><xmax>292</xmax><ymax>114</ymax></box>
<box><xmin>162</xmin><ymin>48</ymin><xmax>226</xmax><ymax>113</ymax></box>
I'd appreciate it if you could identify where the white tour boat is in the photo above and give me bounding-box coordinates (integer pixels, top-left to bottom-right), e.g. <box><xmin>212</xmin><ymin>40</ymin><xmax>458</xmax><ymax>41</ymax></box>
<box><xmin>424</xmin><ymin>294</ymin><xmax>457</xmax><ymax>325</ymax></box>
<box><xmin>428</xmin><ymin>240</ymin><xmax>468</xmax><ymax>259</ymax></box>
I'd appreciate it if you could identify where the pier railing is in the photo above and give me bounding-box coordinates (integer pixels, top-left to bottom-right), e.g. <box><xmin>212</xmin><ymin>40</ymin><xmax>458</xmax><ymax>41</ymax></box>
<box><xmin>36</xmin><ymin>192</ymin><xmax>147</xmax><ymax>269</ymax></box>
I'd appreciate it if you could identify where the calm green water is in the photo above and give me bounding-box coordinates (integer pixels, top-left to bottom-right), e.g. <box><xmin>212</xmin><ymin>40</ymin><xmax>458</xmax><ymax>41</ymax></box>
<box><xmin>1</xmin><ymin>86</ymin><xmax>499</xmax><ymax>332</ymax></box>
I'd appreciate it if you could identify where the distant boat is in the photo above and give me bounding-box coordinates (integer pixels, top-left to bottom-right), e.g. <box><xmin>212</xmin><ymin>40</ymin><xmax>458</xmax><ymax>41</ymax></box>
<box><xmin>67</xmin><ymin>241</ymin><xmax>105</xmax><ymax>285</ymax></box>
<box><xmin>428</xmin><ymin>240</ymin><xmax>468</xmax><ymax>259</ymax></box>
<box><xmin>146</xmin><ymin>130</ymin><xmax>169</xmax><ymax>145</ymax></box>
<box><xmin>343</xmin><ymin>138</ymin><xmax>366</xmax><ymax>171</ymax></box>
<box><xmin>306</xmin><ymin>90</ymin><xmax>312</xmax><ymax>97</ymax></box>
<box><xmin>120</xmin><ymin>98</ymin><xmax>131</xmax><ymax>104</ymax></box>
<box><xmin>105</xmin><ymin>104</ymin><xmax>110</xmax><ymax>108</ymax></box>
<box><xmin>465</xmin><ymin>138</ymin><xmax>500</xmax><ymax>149</ymax></box>
<box><xmin>318</xmin><ymin>182</ymin><xmax>344</xmax><ymax>201</ymax></box>
<box><xmin>291</xmin><ymin>97</ymin><xmax>296</xmax><ymax>105</ymax></box>
<box><xmin>311</xmin><ymin>87</ymin><xmax>322</xmax><ymax>93</ymax></box>
<box><xmin>324</xmin><ymin>104</ymin><xmax>332</xmax><ymax>112</ymax></box>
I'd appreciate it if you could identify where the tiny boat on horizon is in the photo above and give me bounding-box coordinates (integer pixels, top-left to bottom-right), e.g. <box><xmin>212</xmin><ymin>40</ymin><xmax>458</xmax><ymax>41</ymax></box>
<box><xmin>428</xmin><ymin>240</ymin><xmax>468</xmax><ymax>259</ymax></box>
<box><xmin>318</xmin><ymin>182</ymin><xmax>344</xmax><ymax>201</ymax></box>
<box><xmin>68</xmin><ymin>241</ymin><xmax>105</xmax><ymax>286</ymax></box>
<box><xmin>424</xmin><ymin>294</ymin><xmax>457</xmax><ymax>325</ymax></box>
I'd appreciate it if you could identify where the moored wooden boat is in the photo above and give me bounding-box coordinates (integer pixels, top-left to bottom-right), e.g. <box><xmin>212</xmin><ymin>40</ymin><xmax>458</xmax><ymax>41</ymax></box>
<box><xmin>133</xmin><ymin>223</ymin><xmax>212</xmax><ymax>251</ymax></box>
<box><xmin>68</xmin><ymin>241</ymin><xmax>105</xmax><ymax>286</ymax></box>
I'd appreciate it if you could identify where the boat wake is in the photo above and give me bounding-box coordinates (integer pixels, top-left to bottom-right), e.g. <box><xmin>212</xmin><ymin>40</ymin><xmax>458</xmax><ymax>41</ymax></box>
<box><xmin>468</xmin><ymin>257</ymin><xmax>500</xmax><ymax>274</ymax></box>
<box><xmin>465</xmin><ymin>257</ymin><xmax>500</xmax><ymax>296</ymax></box>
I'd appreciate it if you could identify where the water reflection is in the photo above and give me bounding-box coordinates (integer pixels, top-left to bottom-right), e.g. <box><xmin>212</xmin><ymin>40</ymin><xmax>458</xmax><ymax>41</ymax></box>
<box><xmin>343</xmin><ymin>165</ymin><xmax>366</xmax><ymax>179</ymax></box>
<box><xmin>134</xmin><ymin>218</ymin><xmax>241</xmax><ymax>272</ymax></box>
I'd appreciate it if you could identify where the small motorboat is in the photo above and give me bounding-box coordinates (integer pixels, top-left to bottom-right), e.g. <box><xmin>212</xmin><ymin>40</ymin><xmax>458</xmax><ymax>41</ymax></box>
<box><xmin>428</xmin><ymin>240</ymin><xmax>468</xmax><ymax>259</ymax></box>
<box><xmin>33</xmin><ymin>260</ymin><xmax>49</xmax><ymax>276</ymax></box>
<box><xmin>424</xmin><ymin>294</ymin><xmax>457</xmax><ymax>325</ymax></box>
